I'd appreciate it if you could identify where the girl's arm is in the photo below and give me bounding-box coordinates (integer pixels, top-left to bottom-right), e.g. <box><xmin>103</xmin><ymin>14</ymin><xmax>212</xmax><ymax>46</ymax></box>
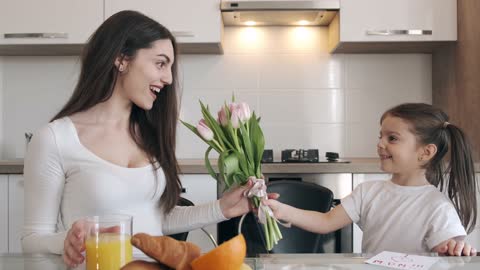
<box><xmin>263</xmin><ymin>199</ymin><xmax>353</xmax><ymax>234</ymax></box>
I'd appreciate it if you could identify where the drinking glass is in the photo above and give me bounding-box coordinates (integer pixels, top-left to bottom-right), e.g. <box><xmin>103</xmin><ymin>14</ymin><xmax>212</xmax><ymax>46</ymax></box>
<box><xmin>85</xmin><ymin>214</ymin><xmax>133</xmax><ymax>270</ymax></box>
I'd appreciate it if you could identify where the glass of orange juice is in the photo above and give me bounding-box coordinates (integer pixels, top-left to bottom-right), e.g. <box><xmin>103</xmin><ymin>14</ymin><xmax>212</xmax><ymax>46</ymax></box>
<box><xmin>85</xmin><ymin>214</ymin><xmax>133</xmax><ymax>270</ymax></box>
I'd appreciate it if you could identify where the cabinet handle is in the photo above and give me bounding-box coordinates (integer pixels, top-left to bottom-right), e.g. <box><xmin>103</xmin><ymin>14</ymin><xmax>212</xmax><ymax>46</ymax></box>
<box><xmin>4</xmin><ymin>33</ymin><xmax>68</xmax><ymax>39</ymax></box>
<box><xmin>171</xmin><ymin>31</ymin><xmax>195</xmax><ymax>38</ymax></box>
<box><xmin>365</xmin><ymin>29</ymin><xmax>432</xmax><ymax>36</ymax></box>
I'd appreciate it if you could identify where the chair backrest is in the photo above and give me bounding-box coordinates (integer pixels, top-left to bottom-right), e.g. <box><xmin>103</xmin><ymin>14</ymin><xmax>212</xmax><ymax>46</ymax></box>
<box><xmin>167</xmin><ymin>197</ymin><xmax>194</xmax><ymax>241</ymax></box>
<box><xmin>238</xmin><ymin>180</ymin><xmax>334</xmax><ymax>255</ymax></box>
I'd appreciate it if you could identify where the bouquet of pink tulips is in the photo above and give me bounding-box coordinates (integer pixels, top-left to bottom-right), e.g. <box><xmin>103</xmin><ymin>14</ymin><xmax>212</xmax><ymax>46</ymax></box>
<box><xmin>181</xmin><ymin>98</ymin><xmax>282</xmax><ymax>250</ymax></box>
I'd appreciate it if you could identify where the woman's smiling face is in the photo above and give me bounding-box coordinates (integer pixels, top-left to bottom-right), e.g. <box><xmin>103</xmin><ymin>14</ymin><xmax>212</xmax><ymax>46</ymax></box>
<box><xmin>116</xmin><ymin>39</ymin><xmax>175</xmax><ymax>110</ymax></box>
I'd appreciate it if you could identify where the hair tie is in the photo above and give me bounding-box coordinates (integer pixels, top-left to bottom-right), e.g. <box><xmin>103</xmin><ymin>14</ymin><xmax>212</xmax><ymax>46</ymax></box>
<box><xmin>443</xmin><ymin>122</ymin><xmax>450</xmax><ymax>128</ymax></box>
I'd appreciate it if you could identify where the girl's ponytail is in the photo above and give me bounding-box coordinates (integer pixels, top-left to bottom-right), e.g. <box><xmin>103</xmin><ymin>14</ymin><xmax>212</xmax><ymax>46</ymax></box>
<box><xmin>444</xmin><ymin>124</ymin><xmax>477</xmax><ymax>233</ymax></box>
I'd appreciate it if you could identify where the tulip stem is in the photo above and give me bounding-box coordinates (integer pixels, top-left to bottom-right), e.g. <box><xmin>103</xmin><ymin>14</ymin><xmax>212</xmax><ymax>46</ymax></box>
<box><xmin>212</xmin><ymin>139</ymin><xmax>224</xmax><ymax>152</ymax></box>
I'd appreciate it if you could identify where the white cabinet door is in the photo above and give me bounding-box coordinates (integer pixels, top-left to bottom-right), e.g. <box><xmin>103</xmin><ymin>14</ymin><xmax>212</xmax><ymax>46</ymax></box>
<box><xmin>340</xmin><ymin>0</ymin><xmax>457</xmax><ymax>42</ymax></box>
<box><xmin>351</xmin><ymin>173</ymin><xmax>391</xmax><ymax>253</ymax></box>
<box><xmin>8</xmin><ymin>175</ymin><xmax>24</xmax><ymax>253</ymax></box>
<box><xmin>105</xmin><ymin>0</ymin><xmax>222</xmax><ymax>44</ymax></box>
<box><xmin>180</xmin><ymin>174</ymin><xmax>218</xmax><ymax>252</ymax></box>
<box><xmin>0</xmin><ymin>0</ymin><xmax>103</xmax><ymax>44</ymax></box>
<box><xmin>465</xmin><ymin>174</ymin><xmax>480</xmax><ymax>250</ymax></box>
<box><xmin>0</xmin><ymin>175</ymin><xmax>8</xmax><ymax>253</ymax></box>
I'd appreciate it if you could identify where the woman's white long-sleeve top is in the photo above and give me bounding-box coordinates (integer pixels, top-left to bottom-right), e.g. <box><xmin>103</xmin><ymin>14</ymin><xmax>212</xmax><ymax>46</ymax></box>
<box><xmin>22</xmin><ymin>117</ymin><xmax>226</xmax><ymax>254</ymax></box>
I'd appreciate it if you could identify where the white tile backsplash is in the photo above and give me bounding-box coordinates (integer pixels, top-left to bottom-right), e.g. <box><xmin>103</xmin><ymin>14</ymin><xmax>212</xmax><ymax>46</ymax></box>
<box><xmin>345</xmin><ymin>54</ymin><xmax>432</xmax><ymax>90</ymax></box>
<box><xmin>0</xmin><ymin>27</ymin><xmax>432</xmax><ymax>159</ymax></box>
<box><xmin>0</xmin><ymin>58</ymin><xmax>3</xmax><ymax>158</ymax></box>
<box><xmin>258</xmin><ymin>89</ymin><xmax>344</xmax><ymax>124</ymax></box>
<box><xmin>180</xmin><ymin>54</ymin><xmax>259</xmax><ymax>90</ymax></box>
<box><xmin>346</xmin><ymin>87</ymin><xmax>432</xmax><ymax>124</ymax></box>
<box><xmin>258</xmin><ymin>53</ymin><xmax>343</xmax><ymax>89</ymax></box>
<box><xmin>1</xmin><ymin>56</ymin><xmax>78</xmax><ymax>158</ymax></box>
<box><xmin>345</xmin><ymin>123</ymin><xmax>380</xmax><ymax>157</ymax></box>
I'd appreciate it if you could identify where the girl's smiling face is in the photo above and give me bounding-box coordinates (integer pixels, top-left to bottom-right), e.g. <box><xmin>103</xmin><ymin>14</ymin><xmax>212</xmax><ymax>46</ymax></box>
<box><xmin>377</xmin><ymin>115</ymin><xmax>426</xmax><ymax>174</ymax></box>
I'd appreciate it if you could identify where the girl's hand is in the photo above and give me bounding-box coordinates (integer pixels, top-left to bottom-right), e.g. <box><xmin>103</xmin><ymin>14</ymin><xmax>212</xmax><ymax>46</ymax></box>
<box><xmin>63</xmin><ymin>219</ymin><xmax>88</xmax><ymax>267</ymax></box>
<box><xmin>219</xmin><ymin>180</ymin><xmax>280</xmax><ymax>219</ymax></box>
<box><xmin>434</xmin><ymin>239</ymin><xmax>477</xmax><ymax>256</ymax></box>
<box><xmin>262</xmin><ymin>198</ymin><xmax>289</xmax><ymax>222</ymax></box>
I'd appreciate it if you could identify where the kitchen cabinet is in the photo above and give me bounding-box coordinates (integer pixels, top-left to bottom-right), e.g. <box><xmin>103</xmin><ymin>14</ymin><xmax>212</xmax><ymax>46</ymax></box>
<box><xmin>105</xmin><ymin>0</ymin><xmax>223</xmax><ymax>54</ymax></box>
<box><xmin>0</xmin><ymin>0</ymin><xmax>103</xmax><ymax>45</ymax></box>
<box><xmin>179</xmin><ymin>174</ymin><xmax>218</xmax><ymax>252</ymax></box>
<box><xmin>351</xmin><ymin>173</ymin><xmax>391</xmax><ymax>253</ymax></box>
<box><xmin>8</xmin><ymin>175</ymin><xmax>24</xmax><ymax>253</ymax></box>
<box><xmin>433</xmin><ymin>0</ymin><xmax>480</xmax><ymax>161</ymax></box>
<box><xmin>329</xmin><ymin>0</ymin><xmax>457</xmax><ymax>53</ymax></box>
<box><xmin>0</xmin><ymin>176</ymin><xmax>8</xmax><ymax>253</ymax></box>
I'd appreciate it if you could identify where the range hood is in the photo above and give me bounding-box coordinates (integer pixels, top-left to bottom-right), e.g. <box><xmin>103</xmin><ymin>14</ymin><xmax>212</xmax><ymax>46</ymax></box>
<box><xmin>221</xmin><ymin>0</ymin><xmax>339</xmax><ymax>26</ymax></box>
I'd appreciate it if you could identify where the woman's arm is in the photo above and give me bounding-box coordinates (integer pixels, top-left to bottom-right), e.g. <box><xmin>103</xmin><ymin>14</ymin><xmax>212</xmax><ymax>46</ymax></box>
<box><xmin>264</xmin><ymin>200</ymin><xmax>353</xmax><ymax>234</ymax></box>
<box><xmin>22</xmin><ymin>125</ymin><xmax>66</xmax><ymax>254</ymax></box>
<box><xmin>163</xmin><ymin>181</ymin><xmax>255</xmax><ymax>235</ymax></box>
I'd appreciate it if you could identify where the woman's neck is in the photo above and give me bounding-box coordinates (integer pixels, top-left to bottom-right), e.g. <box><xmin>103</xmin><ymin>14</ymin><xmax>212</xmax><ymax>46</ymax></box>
<box><xmin>86</xmin><ymin>91</ymin><xmax>132</xmax><ymax>126</ymax></box>
<box><xmin>391</xmin><ymin>169</ymin><xmax>430</xmax><ymax>186</ymax></box>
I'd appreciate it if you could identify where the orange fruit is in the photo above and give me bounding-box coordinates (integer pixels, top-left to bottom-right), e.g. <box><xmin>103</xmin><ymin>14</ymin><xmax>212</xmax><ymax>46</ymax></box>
<box><xmin>191</xmin><ymin>234</ymin><xmax>246</xmax><ymax>270</ymax></box>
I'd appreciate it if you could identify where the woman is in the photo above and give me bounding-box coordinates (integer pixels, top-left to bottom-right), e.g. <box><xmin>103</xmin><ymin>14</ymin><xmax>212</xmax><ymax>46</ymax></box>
<box><xmin>22</xmin><ymin>10</ymin><xmax>255</xmax><ymax>267</ymax></box>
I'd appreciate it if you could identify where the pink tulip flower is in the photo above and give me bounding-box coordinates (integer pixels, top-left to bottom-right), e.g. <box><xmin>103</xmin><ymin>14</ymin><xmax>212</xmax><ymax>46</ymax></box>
<box><xmin>218</xmin><ymin>107</ymin><xmax>229</xmax><ymax>127</ymax></box>
<box><xmin>196</xmin><ymin>119</ymin><xmax>214</xmax><ymax>141</ymax></box>
<box><xmin>237</xmin><ymin>102</ymin><xmax>251</xmax><ymax>122</ymax></box>
<box><xmin>231</xmin><ymin>109</ymin><xmax>240</xmax><ymax>128</ymax></box>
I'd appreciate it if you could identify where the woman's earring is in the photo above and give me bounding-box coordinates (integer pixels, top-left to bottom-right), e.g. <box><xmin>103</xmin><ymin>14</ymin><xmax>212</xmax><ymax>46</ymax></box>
<box><xmin>418</xmin><ymin>156</ymin><xmax>423</xmax><ymax>162</ymax></box>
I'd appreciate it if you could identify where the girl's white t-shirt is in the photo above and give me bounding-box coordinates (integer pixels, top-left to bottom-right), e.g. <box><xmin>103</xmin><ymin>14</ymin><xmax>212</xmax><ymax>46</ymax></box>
<box><xmin>22</xmin><ymin>117</ymin><xmax>226</xmax><ymax>254</ymax></box>
<box><xmin>342</xmin><ymin>180</ymin><xmax>466</xmax><ymax>254</ymax></box>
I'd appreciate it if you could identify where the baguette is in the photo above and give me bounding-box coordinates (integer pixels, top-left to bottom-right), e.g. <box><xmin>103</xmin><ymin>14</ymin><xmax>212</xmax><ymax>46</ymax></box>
<box><xmin>131</xmin><ymin>233</ymin><xmax>201</xmax><ymax>270</ymax></box>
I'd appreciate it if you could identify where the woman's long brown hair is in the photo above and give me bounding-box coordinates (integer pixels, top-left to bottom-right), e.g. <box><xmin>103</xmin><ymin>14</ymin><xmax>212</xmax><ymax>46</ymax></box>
<box><xmin>381</xmin><ymin>103</ymin><xmax>477</xmax><ymax>233</ymax></box>
<box><xmin>51</xmin><ymin>10</ymin><xmax>181</xmax><ymax>213</ymax></box>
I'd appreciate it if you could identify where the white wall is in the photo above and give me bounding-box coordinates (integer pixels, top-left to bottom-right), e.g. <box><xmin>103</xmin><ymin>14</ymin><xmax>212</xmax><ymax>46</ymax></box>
<box><xmin>0</xmin><ymin>27</ymin><xmax>432</xmax><ymax>160</ymax></box>
<box><xmin>0</xmin><ymin>57</ymin><xmax>4</xmax><ymax>158</ymax></box>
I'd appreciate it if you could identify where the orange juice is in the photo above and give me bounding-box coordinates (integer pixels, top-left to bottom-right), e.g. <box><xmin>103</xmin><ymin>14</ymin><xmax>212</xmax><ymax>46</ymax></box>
<box><xmin>85</xmin><ymin>233</ymin><xmax>133</xmax><ymax>270</ymax></box>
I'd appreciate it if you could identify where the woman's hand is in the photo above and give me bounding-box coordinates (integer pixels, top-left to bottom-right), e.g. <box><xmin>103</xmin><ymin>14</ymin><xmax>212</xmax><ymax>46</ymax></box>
<box><xmin>434</xmin><ymin>238</ymin><xmax>477</xmax><ymax>256</ymax></box>
<box><xmin>63</xmin><ymin>219</ymin><xmax>88</xmax><ymax>267</ymax></box>
<box><xmin>219</xmin><ymin>179</ymin><xmax>279</xmax><ymax>219</ymax></box>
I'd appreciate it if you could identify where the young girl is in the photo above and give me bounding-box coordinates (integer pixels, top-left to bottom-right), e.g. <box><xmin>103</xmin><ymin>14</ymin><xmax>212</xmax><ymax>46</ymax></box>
<box><xmin>265</xmin><ymin>103</ymin><xmax>478</xmax><ymax>256</ymax></box>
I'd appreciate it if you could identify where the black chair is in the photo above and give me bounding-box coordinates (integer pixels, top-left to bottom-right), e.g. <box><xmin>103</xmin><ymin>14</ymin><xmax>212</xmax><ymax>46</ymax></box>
<box><xmin>218</xmin><ymin>180</ymin><xmax>334</xmax><ymax>256</ymax></box>
<box><xmin>168</xmin><ymin>197</ymin><xmax>218</xmax><ymax>247</ymax></box>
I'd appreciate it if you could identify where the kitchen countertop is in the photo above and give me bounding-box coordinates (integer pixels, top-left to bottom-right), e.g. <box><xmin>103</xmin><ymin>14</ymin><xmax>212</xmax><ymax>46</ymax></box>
<box><xmin>1</xmin><ymin>253</ymin><xmax>479</xmax><ymax>270</ymax></box>
<box><xmin>2</xmin><ymin>158</ymin><xmax>480</xmax><ymax>175</ymax></box>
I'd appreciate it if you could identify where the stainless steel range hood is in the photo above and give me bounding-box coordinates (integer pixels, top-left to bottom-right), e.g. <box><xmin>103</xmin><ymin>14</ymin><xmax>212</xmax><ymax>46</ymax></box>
<box><xmin>221</xmin><ymin>0</ymin><xmax>340</xmax><ymax>26</ymax></box>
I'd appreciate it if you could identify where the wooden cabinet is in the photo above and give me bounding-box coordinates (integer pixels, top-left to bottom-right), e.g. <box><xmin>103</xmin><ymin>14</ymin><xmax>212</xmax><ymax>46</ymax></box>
<box><xmin>105</xmin><ymin>0</ymin><xmax>223</xmax><ymax>54</ymax></box>
<box><xmin>8</xmin><ymin>175</ymin><xmax>24</xmax><ymax>253</ymax></box>
<box><xmin>180</xmin><ymin>174</ymin><xmax>218</xmax><ymax>252</ymax></box>
<box><xmin>0</xmin><ymin>0</ymin><xmax>103</xmax><ymax>45</ymax></box>
<box><xmin>330</xmin><ymin>0</ymin><xmax>457</xmax><ymax>53</ymax></box>
<box><xmin>0</xmin><ymin>176</ymin><xmax>8</xmax><ymax>253</ymax></box>
<box><xmin>433</xmin><ymin>0</ymin><xmax>480</xmax><ymax>161</ymax></box>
